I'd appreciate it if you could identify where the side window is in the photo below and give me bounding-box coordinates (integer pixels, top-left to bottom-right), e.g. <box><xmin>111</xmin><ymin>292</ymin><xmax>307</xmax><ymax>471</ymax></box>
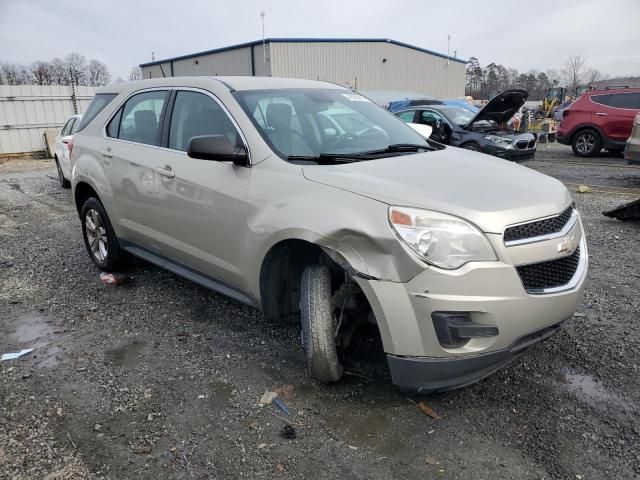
<box><xmin>397</xmin><ymin>110</ymin><xmax>416</xmax><ymax>123</ymax></box>
<box><xmin>591</xmin><ymin>94</ymin><xmax>612</xmax><ymax>107</ymax></box>
<box><xmin>420</xmin><ymin>110</ymin><xmax>444</xmax><ymax>126</ymax></box>
<box><xmin>61</xmin><ymin>118</ymin><xmax>74</xmax><ymax>136</ymax></box>
<box><xmin>168</xmin><ymin>91</ymin><xmax>241</xmax><ymax>152</ymax></box>
<box><xmin>608</xmin><ymin>93</ymin><xmax>640</xmax><ymax>109</ymax></box>
<box><xmin>108</xmin><ymin>91</ymin><xmax>168</xmax><ymax>146</ymax></box>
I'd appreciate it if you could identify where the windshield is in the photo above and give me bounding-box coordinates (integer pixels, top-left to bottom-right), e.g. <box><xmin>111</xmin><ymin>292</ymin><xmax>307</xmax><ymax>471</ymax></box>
<box><xmin>438</xmin><ymin>107</ymin><xmax>476</xmax><ymax>126</ymax></box>
<box><xmin>233</xmin><ymin>89</ymin><xmax>430</xmax><ymax>159</ymax></box>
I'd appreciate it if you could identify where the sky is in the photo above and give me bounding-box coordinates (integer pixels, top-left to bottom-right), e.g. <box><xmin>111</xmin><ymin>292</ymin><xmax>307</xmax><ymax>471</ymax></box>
<box><xmin>1</xmin><ymin>0</ymin><xmax>638</xmax><ymax>81</ymax></box>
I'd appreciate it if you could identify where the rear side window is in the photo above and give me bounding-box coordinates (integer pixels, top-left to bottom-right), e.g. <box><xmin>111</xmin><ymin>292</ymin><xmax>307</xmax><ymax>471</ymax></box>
<box><xmin>397</xmin><ymin>110</ymin><xmax>416</xmax><ymax>122</ymax></box>
<box><xmin>107</xmin><ymin>90</ymin><xmax>168</xmax><ymax>146</ymax></box>
<box><xmin>61</xmin><ymin>118</ymin><xmax>74</xmax><ymax>136</ymax></box>
<box><xmin>70</xmin><ymin>118</ymin><xmax>82</xmax><ymax>134</ymax></box>
<box><xmin>168</xmin><ymin>91</ymin><xmax>240</xmax><ymax>152</ymax></box>
<box><xmin>77</xmin><ymin>93</ymin><xmax>117</xmax><ymax>131</ymax></box>
<box><xmin>590</xmin><ymin>94</ymin><xmax>611</xmax><ymax>107</ymax></box>
<box><xmin>608</xmin><ymin>93</ymin><xmax>640</xmax><ymax>109</ymax></box>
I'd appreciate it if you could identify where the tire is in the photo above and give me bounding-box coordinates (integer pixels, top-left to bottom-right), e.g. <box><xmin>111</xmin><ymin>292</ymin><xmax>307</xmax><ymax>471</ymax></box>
<box><xmin>80</xmin><ymin>197</ymin><xmax>129</xmax><ymax>272</ymax></box>
<box><xmin>461</xmin><ymin>141</ymin><xmax>482</xmax><ymax>152</ymax></box>
<box><xmin>571</xmin><ymin>129</ymin><xmax>602</xmax><ymax>157</ymax></box>
<box><xmin>55</xmin><ymin>156</ymin><xmax>71</xmax><ymax>189</ymax></box>
<box><xmin>300</xmin><ymin>265</ymin><xmax>344</xmax><ymax>383</ymax></box>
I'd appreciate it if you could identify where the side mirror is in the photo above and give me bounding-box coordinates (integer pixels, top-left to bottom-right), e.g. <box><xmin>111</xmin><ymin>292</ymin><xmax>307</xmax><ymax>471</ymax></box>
<box><xmin>187</xmin><ymin>135</ymin><xmax>248</xmax><ymax>166</ymax></box>
<box><xmin>407</xmin><ymin>123</ymin><xmax>432</xmax><ymax>139</ymax></box>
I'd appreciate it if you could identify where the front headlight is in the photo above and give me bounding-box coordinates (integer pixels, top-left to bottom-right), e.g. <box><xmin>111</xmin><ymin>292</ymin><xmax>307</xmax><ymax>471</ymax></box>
<box><xmin>389</xmin><ymin>206</ymin><xmax>497</xmax><ymax>269</ymax></box>
<box><xmin>484</xmin><ymin>135</ymin><xmax>512</xmax><ymax>146</ymax></box>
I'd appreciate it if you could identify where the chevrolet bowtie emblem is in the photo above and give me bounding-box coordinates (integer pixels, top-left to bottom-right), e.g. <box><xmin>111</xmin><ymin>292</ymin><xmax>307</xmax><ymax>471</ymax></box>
<box><xmin>557</xmin><ymin>235</ymin><xmax>578</xmax><ymax>254</ymax></box>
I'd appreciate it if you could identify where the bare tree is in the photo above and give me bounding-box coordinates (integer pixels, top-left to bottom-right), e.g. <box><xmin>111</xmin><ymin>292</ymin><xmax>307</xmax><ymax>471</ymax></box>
<box><xmin>0</xmin><ymin>63</ymin><xmax>20</xmax><ymax>84</ymax></box>
<box><xmin>48</xmin><ymin>58</ymin><xmax>68</xmax><ymax>85</ymax></box>
<box><xmin>129</xmin><ymin>66</ymin><xmax>143</xmax><ymax>81</ymax></box>
<box><xmin>65</xmin><ymin>52</ymin><xmax>88</xmax><ymax>85</ymax></box>
<box><xmin>562</xmin><ymin>54</ymin><xmax>587</xmax><ymax>93</ymax></box>
<box><xmin>87</xmin><ymin>59</ymin><xmax>111</xmax><ymax>86</ymax></box>
<box><xmin>31</xmin><ymin>61</ymin><xmax>53</xmax><ymax>85</ymax></box>
<box><xmin>585</xmin><ymin>68</ymin><xmax>603</xmax><ymax>84</ymax></box>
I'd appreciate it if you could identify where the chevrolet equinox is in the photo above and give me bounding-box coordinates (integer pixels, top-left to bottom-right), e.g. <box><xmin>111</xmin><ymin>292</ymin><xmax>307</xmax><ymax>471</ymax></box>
<box><xmin>70</xmin><ymin>77</ymin><xmax>588</xmax><ymax>392</ymax></box>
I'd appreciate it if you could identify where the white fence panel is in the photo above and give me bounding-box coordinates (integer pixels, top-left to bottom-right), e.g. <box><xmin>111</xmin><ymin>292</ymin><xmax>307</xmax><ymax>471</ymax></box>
<box><xmin>0</xmin><ymin>85</ymin><xmax>97</xmax><ymax>155</ymax></box>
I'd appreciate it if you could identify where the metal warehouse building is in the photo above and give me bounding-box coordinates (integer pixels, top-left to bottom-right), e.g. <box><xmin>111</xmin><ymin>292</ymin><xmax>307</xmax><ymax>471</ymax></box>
<box><xmin>140</xmin><ymin>38</ymin><xmax>466</xmax><ymax>98</ymax></box>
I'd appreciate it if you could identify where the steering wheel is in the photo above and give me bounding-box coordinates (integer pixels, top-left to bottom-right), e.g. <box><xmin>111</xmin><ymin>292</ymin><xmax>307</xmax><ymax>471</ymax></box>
<box><xmin>330</xmin><ymin>127</ymin><xmax>387</xmax><ymax>151</ymax></box>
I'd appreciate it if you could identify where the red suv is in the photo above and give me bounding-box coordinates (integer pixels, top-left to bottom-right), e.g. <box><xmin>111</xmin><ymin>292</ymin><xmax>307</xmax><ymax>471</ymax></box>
<box><xmin>557</xmin><ymin>87</ymin><xmax>640</xmax><ymax>157</ymax></box>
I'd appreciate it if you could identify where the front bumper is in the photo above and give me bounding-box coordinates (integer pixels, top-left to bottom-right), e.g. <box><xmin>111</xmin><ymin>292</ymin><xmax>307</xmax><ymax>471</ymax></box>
<box><xmin>354</xmin><ymin>217</ymin><xmax>587</xmax><ymax>392</ymax></box>
<box><xmin>625</xmin><ymin>141</ymin><xmax>640</xmax><ymax>165</ymax></box>
<box><xmin>484</xmin><ymin>144</ymin><xmax>536</xmax><ymax>161</ymax></box>
<box><xmin>388</xmin><ymin>318</ymin><xmax>567</xmax><ymax>392</ymax></box>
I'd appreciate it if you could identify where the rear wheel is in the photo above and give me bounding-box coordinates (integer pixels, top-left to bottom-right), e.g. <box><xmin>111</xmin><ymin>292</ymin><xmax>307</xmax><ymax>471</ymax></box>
<box><xmin>300</xmin><ymin>265</ymin><xmax>344</xmax><ymax>383</ymax></box>
<box><xmin>80</xmin><ymin>197</ymin><xmax>129</xmax><ymax>272</ymax></box>
<box><xmin>55</xmin><ymin>156</ymin><xmax>70</xmax><ymax>188</ymax></box>
<box><xmin>572</xmin><ymin>129</ymin><xmax>602</xmax><ymax>157</ymax></box>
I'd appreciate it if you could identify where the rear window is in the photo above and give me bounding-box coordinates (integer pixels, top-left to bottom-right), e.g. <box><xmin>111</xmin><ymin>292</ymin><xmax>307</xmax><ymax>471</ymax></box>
<box><xmin>76</xmin><ymin>93</ymin><xmax>117</xmax><ymax>131</ymax></box>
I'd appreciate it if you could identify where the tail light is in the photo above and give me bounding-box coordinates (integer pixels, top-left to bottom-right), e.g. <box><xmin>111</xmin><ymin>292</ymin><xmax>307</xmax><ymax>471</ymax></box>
<box><xmin>563</xmin><ymin>109</ymin><xmax>571</xmax><ymax>118</ymax></box>
<box><xmin>67</xmin><ymin>138</ymin><xmax>74</xmax><ymax>155</ymax></box>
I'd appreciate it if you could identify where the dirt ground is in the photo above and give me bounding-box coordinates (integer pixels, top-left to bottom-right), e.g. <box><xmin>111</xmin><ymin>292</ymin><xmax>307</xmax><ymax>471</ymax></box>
<box><xmin>1</xmin><ymin>145</ymin><xmax>639</xmax><ymax>479</ymax></box>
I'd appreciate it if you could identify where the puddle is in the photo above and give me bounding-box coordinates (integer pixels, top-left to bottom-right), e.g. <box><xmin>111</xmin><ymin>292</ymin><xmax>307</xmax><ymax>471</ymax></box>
<box><xmin>105</xmin><ymin>340</ymin><xmax>145</xmax><ymax>366</ymax></box>
<box><xmin>7</xmin><ymin>313</ymin><xmax>61</xmax><ymax>368</ymax></box>
<box><xmin>556</xmin><ymin>369</ymin><xmax>633</xmax><ymax>412</ymax></box>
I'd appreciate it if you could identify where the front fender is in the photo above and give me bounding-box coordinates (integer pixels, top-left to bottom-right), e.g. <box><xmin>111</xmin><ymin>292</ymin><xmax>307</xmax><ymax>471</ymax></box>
<box><xmin>243</xmin><ymin>165</ymin><xmax>425</xmax><ymax>297</ymax></box>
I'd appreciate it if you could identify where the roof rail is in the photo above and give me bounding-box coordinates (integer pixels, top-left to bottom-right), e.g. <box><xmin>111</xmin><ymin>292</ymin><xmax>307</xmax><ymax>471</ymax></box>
<box><xmin>604</xmin><ymin>85</ymin><xmax>630</xmax><ymax>90</ymax></box>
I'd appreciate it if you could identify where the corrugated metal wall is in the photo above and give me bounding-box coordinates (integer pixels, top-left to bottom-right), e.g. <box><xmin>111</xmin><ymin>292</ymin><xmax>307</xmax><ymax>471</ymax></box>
<box><xmin>0</xmin><ymin>85</ymin><xmax>96</xmax><ymax>155</ymax></box>
<box><xmin>141</xmin><ymin>46</ymin><xmax>273</xmax><ymax>79</ymax></box>
<box><xmin>270</xmin><ymin>41</ymin><xmax>465</xmax><ymax>98</ymax></box>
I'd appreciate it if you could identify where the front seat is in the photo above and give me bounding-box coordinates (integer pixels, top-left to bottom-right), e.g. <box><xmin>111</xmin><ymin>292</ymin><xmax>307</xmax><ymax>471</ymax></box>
<box><xmin>265</xmin><ymin>103</ymin><xmax>313</xmax><ymax>156</ymax></box>
<box><xmin>134</xmin><ymin>110</ymin><xmax>159</xmax><ymax>145</ymax></box>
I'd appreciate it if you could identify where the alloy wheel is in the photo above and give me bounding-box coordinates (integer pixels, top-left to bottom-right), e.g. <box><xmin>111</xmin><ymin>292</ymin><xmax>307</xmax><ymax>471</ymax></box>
<box><xmin>575</xmin><ymin>132</ymin><xmax>596</xmax><ymax>155</ymax></box>
<box><xmin>85</xmin><ymin>209</ymin><xmax>108</xmax><ymax>262</ymax></box>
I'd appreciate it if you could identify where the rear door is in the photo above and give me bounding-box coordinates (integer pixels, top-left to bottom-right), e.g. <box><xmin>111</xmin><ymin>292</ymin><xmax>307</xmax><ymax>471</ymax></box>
<box><xmin>104</xmin><ymin>89</ymin><xmax>169</xmax><ymax>247</ymax></box>
<box><xmin>591</xmin><ymin>92</ymin><xmax>640</xmax><ymax>143</ymax></box>
<box><xmin>150</xmin><ymin>89</ymin><xmax>252</xmax><ymax>288</ymax></box>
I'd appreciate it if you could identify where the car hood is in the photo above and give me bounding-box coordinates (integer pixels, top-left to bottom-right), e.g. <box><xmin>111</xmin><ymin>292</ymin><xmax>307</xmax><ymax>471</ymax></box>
<box><xmin>465</xmin><ymin>89</ymin><xmax>528</xmax><ymax>127</ymax></box>
<box><xmin>302</xmin><ymin>148</ymin><xmax>571</xmax><ymax>234</ymax></box>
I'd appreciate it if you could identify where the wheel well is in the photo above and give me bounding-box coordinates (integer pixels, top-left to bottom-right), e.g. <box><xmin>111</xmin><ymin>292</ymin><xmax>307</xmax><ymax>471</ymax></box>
<box><xmin>570</xmin><ymin>126</ymin><xmax>602</xmax><ymax>144</ymax></box>
<box><xmin>259</xmin><ymin>240</ymin><xmax>325</xmax><ymax>321</ymax></box>
<box><xmin>74</xmin><ymin>182</ymin><xmax>99</xmax><ymax>214</ymax></box>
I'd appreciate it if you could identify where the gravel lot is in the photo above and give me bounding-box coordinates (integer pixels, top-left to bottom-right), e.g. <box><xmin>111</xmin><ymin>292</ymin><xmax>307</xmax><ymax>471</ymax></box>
<box><xmin>1</xmin><ymin>146</ymin><xmax>639</xmax><ymax>479</ymax></box>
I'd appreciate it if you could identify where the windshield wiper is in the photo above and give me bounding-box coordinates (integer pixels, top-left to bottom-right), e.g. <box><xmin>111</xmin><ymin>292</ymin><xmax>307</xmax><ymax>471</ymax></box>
<box><xmin>360</xmin><ymin>143</ymin><xmax>434</xmax><ymax>154</ymax></box>
<box><xmin>287</xmin><ymin>154</ymin><xmax>367</xmax><ymax>163</ymax></box>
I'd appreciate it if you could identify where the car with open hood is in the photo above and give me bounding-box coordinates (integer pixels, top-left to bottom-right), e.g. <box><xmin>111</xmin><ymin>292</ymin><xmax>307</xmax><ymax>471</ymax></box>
<box><xmin>69</xmin><ymin>77</ymin><xmax>586</xmax><ymax>392</ymax></box>
<box><xmin>394</xmin><ymin>89</ymin><xmax>537</xmax><ymax>161</ymax></box>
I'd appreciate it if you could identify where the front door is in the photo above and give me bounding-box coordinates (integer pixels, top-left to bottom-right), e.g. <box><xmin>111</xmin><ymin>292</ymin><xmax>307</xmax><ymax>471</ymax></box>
<box><xmin>151</xmin><ymin>89</ymin><xmax>252</xmax><ymax>289</ymax></box>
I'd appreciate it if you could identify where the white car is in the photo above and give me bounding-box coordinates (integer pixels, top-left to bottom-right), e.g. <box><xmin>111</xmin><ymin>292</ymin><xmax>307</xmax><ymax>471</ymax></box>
<box><xmin>54</xmin><ymin>114</ymin><xmax>82</xmax><ymax>188</ymax></box>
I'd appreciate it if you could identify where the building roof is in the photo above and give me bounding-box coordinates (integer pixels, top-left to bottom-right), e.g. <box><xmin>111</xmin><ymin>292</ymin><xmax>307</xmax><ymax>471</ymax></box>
<box><xmin>139</xmin><ymin>38</ymin><xmax>467</xmax><ymax>68</ymax></box>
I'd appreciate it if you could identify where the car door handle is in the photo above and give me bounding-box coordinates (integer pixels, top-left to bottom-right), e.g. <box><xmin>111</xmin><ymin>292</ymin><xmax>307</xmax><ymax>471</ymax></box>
<box><xmin>155</xmin><ymin>165</ymin><xmax>175</xmax><ymax>178</ymax></box>
<box><xmin>595</xmin><ymin>112</ymin><xmax>608</xmax><ymax>116</ymax></box>
<box><xmin>102</xmin><ymin>149</ymin><xmax>113</xmax><ymax>158</ymax></box>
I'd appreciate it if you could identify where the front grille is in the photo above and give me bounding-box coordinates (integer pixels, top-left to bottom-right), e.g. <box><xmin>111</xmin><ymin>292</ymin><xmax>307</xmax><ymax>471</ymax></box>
<box><xmin>516</xmin><ymin>247</ymin><xmax>580</xmax><ymax>292</ymax></box>
<box><xmin>504</xmin><ymin>204</ymin><xmax>574</xmax><ymax>243</ymax></box>
<box><xmin>515</xmin><ymin>139</ymin><xmax>536</xmax><ymax>150</ymax></box>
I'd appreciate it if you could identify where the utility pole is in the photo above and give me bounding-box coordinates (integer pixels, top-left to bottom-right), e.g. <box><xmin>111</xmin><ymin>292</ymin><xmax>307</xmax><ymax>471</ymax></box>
<box><xmin>152</xmin><ymin>51</ymin><xmax>155</xmax><ymax>62</ymax></box>
<box><xmin>260</xmin><ymin>11</ymin><xmax>266</xmax><ymax>63</ymax></box>
<box><xmin>69</xmin><ymin>67</ymin><xmax>78</xmax><ymax>114</ymax></box>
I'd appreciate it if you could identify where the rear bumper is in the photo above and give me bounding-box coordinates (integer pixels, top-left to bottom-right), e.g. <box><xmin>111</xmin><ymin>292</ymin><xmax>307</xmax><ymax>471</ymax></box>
<box><xmin>557</xmin><ymin>132</ymin><xmax>570</xmax><ymax>145</ymax></box>
<box><xmin>387</xmin><ymin>318</ymin><xmax>567</xmax><ymax>392</ymax></box>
